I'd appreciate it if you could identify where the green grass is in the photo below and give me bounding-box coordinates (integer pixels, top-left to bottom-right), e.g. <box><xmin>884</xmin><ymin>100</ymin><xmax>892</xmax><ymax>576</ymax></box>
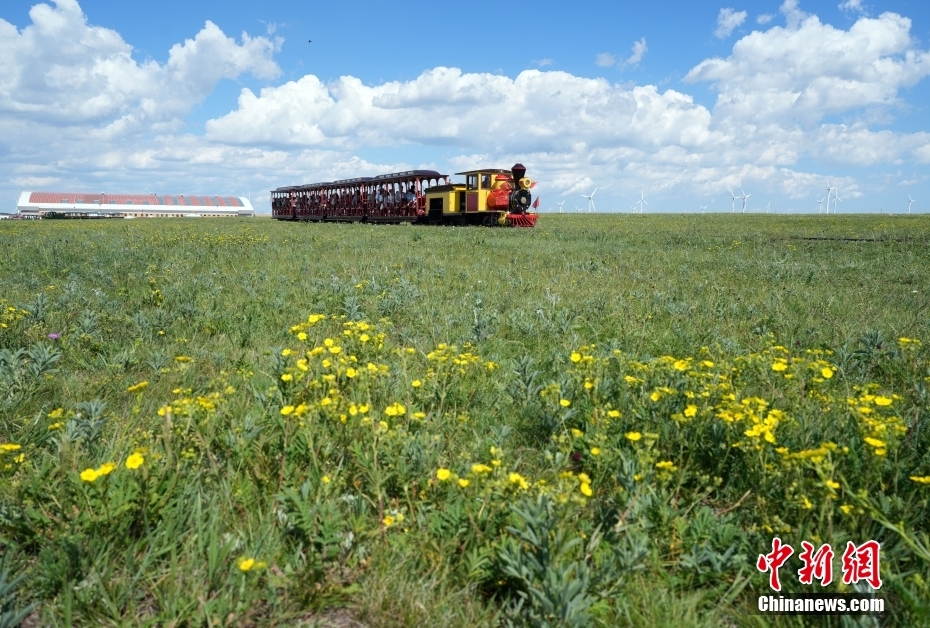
<box><xmin>1</xmin><ymin>214</ymin><xmax>929</xmax><ymax>627</ymax></box>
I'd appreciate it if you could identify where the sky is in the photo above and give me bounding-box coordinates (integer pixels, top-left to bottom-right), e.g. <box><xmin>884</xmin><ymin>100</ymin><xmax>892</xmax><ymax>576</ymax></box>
<box><xmin>1</xmin><ymin>0</ymin><xmax>928</xmax><ymax>214</ymax></box>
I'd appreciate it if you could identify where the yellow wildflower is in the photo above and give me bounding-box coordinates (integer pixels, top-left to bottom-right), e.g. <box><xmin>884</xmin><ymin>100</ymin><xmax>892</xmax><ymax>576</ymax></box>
<box><xmin>125</xmin><ymin>453</ymin><xmax>144</xmax><ymax>469</ymax></box>
<box><xmin>625</xmin><ymin>431</ymin><xmax>642</xmax><ymax>442</ymax></box>
<box><xmin>821</xmin><ymin>367</ymin><xmax>834</xmax><ymax>379</ymax></box>
<box><xmin>80</xmin><ymin>468</ymin><xmax>98</xmax><ymax>482</ymax></box>
<box><xmin>909</xmin><ymin>476</ymin><xmax>930</xmax><ymax>484</ymax></box>
<box><xmin>684</xmin><ymin>405</ymin><xmax>698</xmax><ymax>418</ymax></box>
<box><xmin>458</xmin><ymin>478</ymin><xmax>470</xmax><ymax>488</ymax></box>
<box><xmin>237</xmin><ymin>557</ymin><xmax>256</xmax><ymax>572</ymax></box>
<box><xmin>874</xmin><ymin>396</ymin><xmax>892</xmax><ymax>406</ymax></box>
<box><xmin>436</xmin><ymin>468</ymin><xmax>452</xmax><ymax>481</ymax></box>
<box><xmin>580</xmin><ymin>482</ymin><xmax>593</xmax><ymax>497</ymax></box>
<box><xmin>280</xmin><ymin>373</ymin><xmax>293</xmax><ymax>382</ymax></box>
<box><xmin>385</xmin><ymin>402</ymin><xmax>406</xmax><ymax>416</ymax></box>
<box><xmin>607</xmin><ymin>410</ymin><xmax>621</xmax><ymax>418</ymax></box>
<box><xmin>509</xmin><ymin>473</ymin><xmax>529</xmax><ymax>490</ymax></box>
<box><xmin>570</xmin><ymin>352</ymin><xmax>582</xmax><ymax>363</ymax></box>
<box><xmin>280</xmin><ymin>405</ymin><xmax>295</xmax><ymax>416</ymax></box>
<box><xmin>127</xmin><ymin>381</ymin><xmax>149</xmax><ymax>393</ymax></box>
<box><xmin>590</xmin><ymin>447</ymin><xmax>601</xmax><ymax>456</ymax></box>
<box><xmin>0</xmin><ymin>443</ymin><xmax>22</xmax><ymax>452</ymax></box>
<box><xmin>471</xmin><ymin>463</ymin><xmax>493</xmax><ymax>474</ymax></box>
<box><xmin>383</xmin><ymin>515</ymin><xmax>395</xmax><ymax>527</ymax></box>
<box><xmin>559</xmin><ymin>399</ymin><xmax>571</xmax><ymax>407</ymax></box>
<box><xmin>571</xmin><ymin>428</ymin><xmax>583</xmax><ymax>438</ymax></box>
<box><xmin>412</xmin><ymin>380</ymin><xmax>422</xmax><ymax>388</ymax></box>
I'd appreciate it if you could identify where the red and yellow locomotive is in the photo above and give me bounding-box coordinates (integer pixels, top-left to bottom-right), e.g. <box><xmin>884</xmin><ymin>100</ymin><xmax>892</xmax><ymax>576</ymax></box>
<box><xmin>271</xmin><ymin>163</ymin><xmax>537</xmax><ymax>227</ymax></box>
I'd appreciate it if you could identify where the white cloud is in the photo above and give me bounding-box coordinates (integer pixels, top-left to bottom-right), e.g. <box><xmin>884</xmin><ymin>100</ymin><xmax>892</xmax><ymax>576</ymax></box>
<box><xmin>0</xmin><ymin>0</ymin><xmax>281</xmax><ymax>130</ymax></box>
<box><xmin>624</xmin><ymin>38</ymin><xmax>648</xmax><ymax>67</ymax></box>
<box><xmin>839</xmin><ymin>0</ymin><xmax>866</xmax><ymax>14</ymax></box>
<box><xmin>594</xmin><ymin>39</ymin><xmax>647</xmax><ymax>69</ymax></box>
<box><xmin>780</xmin><ymin>0</ymin><xmax>808</xmax><ymax>29</ymax></box>
<box><xmin>534</xmin><ymin>58</ymin><xmax>553</xmax><ymax>67</ymax></box>
<box><xmin>685</xmin><ymin>11</ymin><xmax>930</xmax><ymax>125</ymax></box>
<box><xmin>757</xmin><ymin>13</ymin><xmax>774</xmax><ymax>24</ymax></box>
<box><xmin>715</xmin><ymin>8</ymin><xmax>748</xmax><ymax>39</ymax></box>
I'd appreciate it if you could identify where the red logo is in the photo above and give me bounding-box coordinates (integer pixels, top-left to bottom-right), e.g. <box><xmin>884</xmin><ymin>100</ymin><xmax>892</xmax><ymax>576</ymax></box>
<box><xmin>757</xmin><ymin>537</ymin><xmax>795</xmax><ymax>591</ymax></box>
<box><xmin>757</xmin><ymin>539</ymin><xmax>881</xmax><ymax>590</ymax></box>
<box><xmin>797</xmin><ymin>541</ymin><xmax>834</xmax><ymax>586</ymax></box>
<box><xmin>842</xmin><ymin>540</ymin><xmax>882</xmax><ymax>589</ymax></box>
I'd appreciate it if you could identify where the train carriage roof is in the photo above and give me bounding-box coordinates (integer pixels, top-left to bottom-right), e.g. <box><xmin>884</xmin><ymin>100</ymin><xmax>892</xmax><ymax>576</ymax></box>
<box><xmin>273</xmin><ymin>170</ymin><xmax>447</xmax><ymax>193</ymax></box>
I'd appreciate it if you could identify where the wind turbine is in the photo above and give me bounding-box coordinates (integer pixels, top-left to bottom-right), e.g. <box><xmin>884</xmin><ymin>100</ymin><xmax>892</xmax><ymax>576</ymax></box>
<box><xmin>817</xmin><ymin>197</ymin><xmax>825</xmax><ymax>213</ymax></box>
<box><xmin>908</xmin><ymin>195</ymin><xmax>915</xmax><ymax>214</ymax></box>
<box><xmin>824</xmin><ymin>180</ymin><xmax>836</xmax><ymax>214</ymax></box>
<box><xmin>580</xmin><ymin>188</ymin><xmax>598</xmax><ymax>213</ymax></box>
<box><xmin>741</xmin><ymin>188</ymin><xmax>750</xmax><ymax>213</ymax></box>
<box><xmin>557</xmin><ymin>200</ymin><xmax>565</xmax><ymax>214</ymax></box>
<box><xmin>630</xmin><ymin>205</ymin><xmax>637</xmax><ymax>212</ymax></box>
<box><xmin>729</xmin><ymin>190</ymin><xmax>737</xmax><ymax>212</ymax></box>
<box><xmin>634</xmin><ymin>191</ymin><xmax>648</xmax><ymax>213</ymax></box>
<box><xmin>832</xmin><ymin>189</ymin><xmax>841</xmax><ymax>213</ymax></box>
<box><xmin>575</xmin><ymin>205</ymin><xmax>583</xmax><ymax>213</ymax></box>
<box><xmin>765</xmin><ymin>201</ymin><xmax>771</xmax><ymax>213</ymax></box>
<box><xmin>700</xmin><ymin>205</ymin><xmax>707</xmax><ymax>213</ymax></box>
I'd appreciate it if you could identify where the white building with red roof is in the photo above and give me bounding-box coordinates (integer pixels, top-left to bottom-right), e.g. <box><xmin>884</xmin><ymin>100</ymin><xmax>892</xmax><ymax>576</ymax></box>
<box><xmin>16</xmin><ymin>192</ymin><xmax>254</xmax><ymax>218</ymax></box>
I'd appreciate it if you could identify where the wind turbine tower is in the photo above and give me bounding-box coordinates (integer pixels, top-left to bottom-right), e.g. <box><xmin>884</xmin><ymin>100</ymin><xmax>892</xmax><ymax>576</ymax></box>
<box><xmin>700</xmin><ymin>205</ymin><xmax>707</xmax><ymax>213</ymax></box>
<box><xmin>729</xmin><ymin>190</ymin><xmax>737</xmax><ymax>212</ymax></box>
<box><xmin>832</xmin><ymin>189</ymin><xmax>842</xmax><ymax>214</ymax></box>
<box><xmin>824</xmin><ymin>180</ymin><xmax>836</xmax><ymax>214</ymax></box>
<box><xmin>557</xmin><ymin>200</ymin><xmax>565</xmax><ymax>214</ymax></box>
<box><xmin>908</xmin><ymin>195</ymin><xmax>915</xmax><ymax>214</ymax></box>
<box><xmin>741</xmin><ymin>189</ymin><xmax>750</xmax><ymax>213</ymax></box>
<box><xmin>817</xmin><ymin>197</ymin><xmax>824</xmax><ymax>213</ymax></box>
<box><xmin>765</xmin><ymin>201</ymin><xmax>771</xmax><ymax>213</ymax></box>
<box><xmin>580</xmin><ymin>188</ymin><xmax>598</xmax><ymax>213</ymax></box>
<box><xmin>635</xmin><ymin>191</ymin><xmax>648</xmax><ymax>213</ymax></box>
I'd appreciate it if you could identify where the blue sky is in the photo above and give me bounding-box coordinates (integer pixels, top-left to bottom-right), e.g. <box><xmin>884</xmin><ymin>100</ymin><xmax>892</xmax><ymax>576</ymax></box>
<box><xmin>1</xmin><ymin>0</ymin><xmax>928</xmax><ymax>213</ymax></box>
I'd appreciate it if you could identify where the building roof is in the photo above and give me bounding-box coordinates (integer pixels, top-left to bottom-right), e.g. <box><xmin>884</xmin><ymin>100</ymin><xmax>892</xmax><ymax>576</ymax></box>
<box><xmin>17</xmin><ymin>191</ymin><xmax>254</xmax><ymax>215</ymax></box>
<box><xmin>27</xmin><ymin>192</ymin><xmax>244</xmax><ymax>207</ymax></box>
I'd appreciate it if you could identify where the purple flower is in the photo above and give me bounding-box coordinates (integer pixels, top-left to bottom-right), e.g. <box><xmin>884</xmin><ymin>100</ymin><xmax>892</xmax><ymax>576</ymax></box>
<box><xmin>47</xmin><ymin>333</ymin><xmax>61</xmax><ymax>340</ymax></box>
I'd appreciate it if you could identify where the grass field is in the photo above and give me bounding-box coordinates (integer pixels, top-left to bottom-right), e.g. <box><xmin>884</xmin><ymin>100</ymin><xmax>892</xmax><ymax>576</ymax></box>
<box><xmin>1</xmin><ymin>214</ymin><xmax>929</xmax><ymax>627</ymax></box>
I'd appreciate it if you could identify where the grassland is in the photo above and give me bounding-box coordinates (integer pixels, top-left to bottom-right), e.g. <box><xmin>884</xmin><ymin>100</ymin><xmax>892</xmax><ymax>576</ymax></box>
<box><xmin>1</xmin><ymin>214</ymin><xmax>929</xmax><ymax>627</ymax></box>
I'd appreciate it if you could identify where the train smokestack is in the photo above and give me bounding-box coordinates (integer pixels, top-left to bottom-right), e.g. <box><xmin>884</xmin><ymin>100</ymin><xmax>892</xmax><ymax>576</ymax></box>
<box><xmin>511</xmin><ymin>163</ymin><xmax>526</xmax><ymax>188</ymax></box>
